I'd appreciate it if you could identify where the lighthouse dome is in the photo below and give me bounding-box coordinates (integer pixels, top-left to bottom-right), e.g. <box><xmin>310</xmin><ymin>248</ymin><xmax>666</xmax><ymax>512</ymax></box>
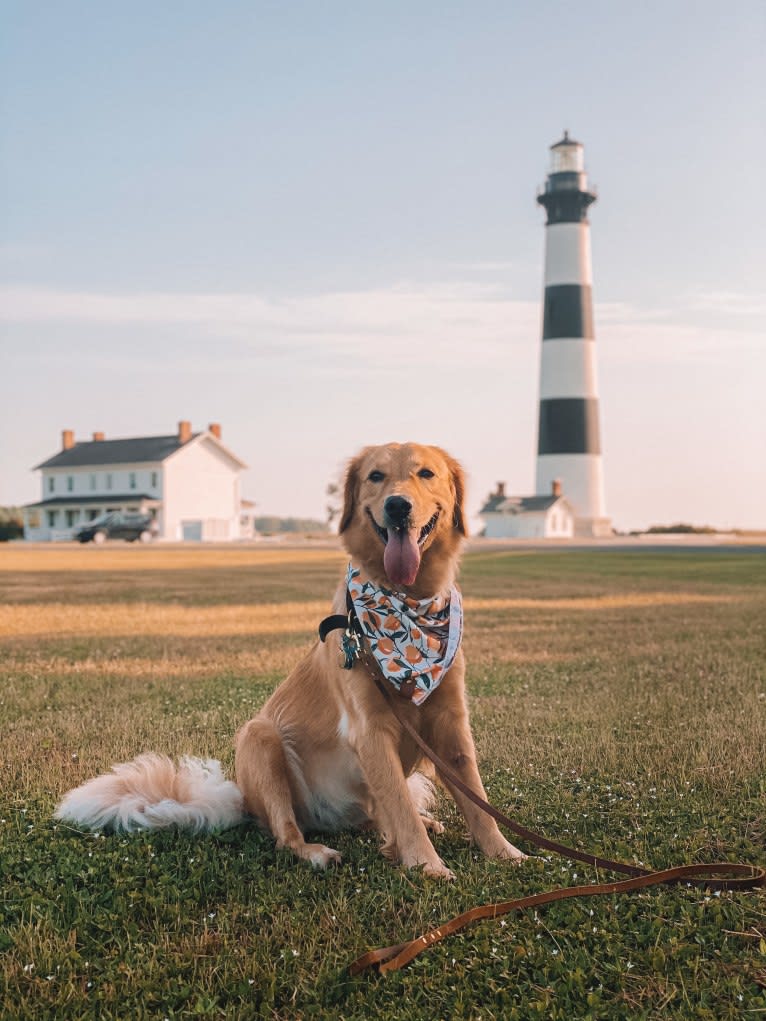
<box><xmin>550</xmin><ymin>131</ymin><xmax>584</xmax><ymax>173</ymax></box>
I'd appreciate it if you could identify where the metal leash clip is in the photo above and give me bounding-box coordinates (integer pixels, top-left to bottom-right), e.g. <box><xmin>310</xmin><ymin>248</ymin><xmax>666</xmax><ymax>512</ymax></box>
<box><xmin>340</xmin><ymin>613</ymin><xmax>362</xmax><ymax>669</ymax></box>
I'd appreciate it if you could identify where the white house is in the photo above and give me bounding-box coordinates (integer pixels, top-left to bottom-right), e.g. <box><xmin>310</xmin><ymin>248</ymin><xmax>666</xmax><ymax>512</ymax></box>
<box><xmin>479</xmin><ymin>480</ymin><xmax>575</xmax><ymax>539</ymax></box>
<box><xmin>24</xmin><ymin>421</ymin><xmax>250</xmax><ymax>542</ymax></box>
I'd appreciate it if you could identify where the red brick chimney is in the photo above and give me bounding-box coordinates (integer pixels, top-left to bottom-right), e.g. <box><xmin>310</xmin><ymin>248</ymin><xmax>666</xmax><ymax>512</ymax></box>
<box><xmin>552</xmin><ymin>479</ymin><xmax>562</xmax><ymax>498</ymax></box>
<box><xmin>92</xmin><ymin>431</ymin><xmax>105</xmax><ymax>442</ymax></box>
<box><xmin>178</xmin><ymin>420</ymin><xmax>192</xmax><ymax>444</ymax></box>
<box><xmin>208</xmin><ymin>422</ymin><xmax>222</xmax><ymax>440</ymax></box>
<box><xmin>62</xmin><ymin>429</ymin><xmax>75</xmax><ymax>450</ymax></box>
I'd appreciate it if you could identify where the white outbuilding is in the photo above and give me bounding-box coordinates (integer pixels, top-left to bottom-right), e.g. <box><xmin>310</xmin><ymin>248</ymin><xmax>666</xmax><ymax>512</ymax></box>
<box><xmin>479</xmin><ymin>481</ymin><xmax>575</xmax><ymax>539</ymax></box>
<box><xmin>23</xmin><ymin>421</ymin><xmax>250</xmax><ymax>542</ymax></box>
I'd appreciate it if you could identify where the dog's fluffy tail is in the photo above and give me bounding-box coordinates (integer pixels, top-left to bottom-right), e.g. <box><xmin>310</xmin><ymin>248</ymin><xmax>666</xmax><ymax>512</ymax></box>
<box><xmin>54</xmin><ymin>753</ymin><xmax>245</xmax><ymax>834</ymax></box>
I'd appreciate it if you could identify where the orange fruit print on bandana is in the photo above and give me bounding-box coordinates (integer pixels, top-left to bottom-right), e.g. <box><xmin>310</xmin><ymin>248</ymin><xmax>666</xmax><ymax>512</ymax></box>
<box><xmin>347</xmin><ymin>563</ymin><xmax>463</xmax><ymax>704</ymax></box>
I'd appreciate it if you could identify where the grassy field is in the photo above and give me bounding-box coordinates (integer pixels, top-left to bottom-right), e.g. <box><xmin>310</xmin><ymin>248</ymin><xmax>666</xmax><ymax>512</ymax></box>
<box><xmin>1</xmin><ymin>543</ymin><xmax>765</xmax><ymax>1019</ymax></box>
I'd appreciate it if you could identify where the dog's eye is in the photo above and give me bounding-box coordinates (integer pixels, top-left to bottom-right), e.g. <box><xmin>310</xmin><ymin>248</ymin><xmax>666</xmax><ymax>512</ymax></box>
<box><xmin>367</xmin><ymin>470</ymin><xmax>385</xmax><ymax>483</ymax></box>
<box><xmin>417</xmin><ymin>468</ymin><xmax>435</xmax><ymax>479</ymax></box>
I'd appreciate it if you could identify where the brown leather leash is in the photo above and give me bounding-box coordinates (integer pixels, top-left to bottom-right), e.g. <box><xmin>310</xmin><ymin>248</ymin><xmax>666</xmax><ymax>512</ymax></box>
<box><xmin>343</xmin><ymin>642</ymin><xmax>765</xmax><ymax>975</ymax></box>
<box><xmin>349</xmin><ymin>862</ymin><xmax>764</xmax><ymax>975</ymax></box>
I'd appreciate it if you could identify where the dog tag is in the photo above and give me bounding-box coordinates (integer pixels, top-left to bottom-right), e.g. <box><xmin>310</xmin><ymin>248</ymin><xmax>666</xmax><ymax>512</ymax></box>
<box><xmin>341</xmin><ymin>627</ymin><xmax>361</xmax><ymax>669</ymax></box>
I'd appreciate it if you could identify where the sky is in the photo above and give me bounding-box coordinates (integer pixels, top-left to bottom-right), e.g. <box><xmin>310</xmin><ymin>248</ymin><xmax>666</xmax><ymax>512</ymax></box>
<box><xmin>1</xmin><ymin>1</ymin><xmax>764</xmax><ymax>531</ymax></box>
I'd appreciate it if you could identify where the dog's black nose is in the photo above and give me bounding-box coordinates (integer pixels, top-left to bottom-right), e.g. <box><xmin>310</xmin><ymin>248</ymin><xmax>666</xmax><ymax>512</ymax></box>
<box><xmin>383</xmin><ymin>495</ymin><xmax>412</xmax><ymax>529</ymax></box>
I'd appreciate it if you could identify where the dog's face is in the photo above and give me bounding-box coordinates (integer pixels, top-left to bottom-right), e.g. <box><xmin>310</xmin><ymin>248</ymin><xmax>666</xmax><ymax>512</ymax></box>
<box><xmin>339</xmin><ymin>443</ymin><xmax>467</xmax><ymax>594</ymax></box>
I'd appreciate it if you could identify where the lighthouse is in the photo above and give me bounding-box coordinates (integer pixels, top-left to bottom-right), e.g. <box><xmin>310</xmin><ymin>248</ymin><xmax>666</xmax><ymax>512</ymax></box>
<box><xmin>535</xmin><ymin>132</ymin><xmax>611</xmax><ymax>537</ymax></box>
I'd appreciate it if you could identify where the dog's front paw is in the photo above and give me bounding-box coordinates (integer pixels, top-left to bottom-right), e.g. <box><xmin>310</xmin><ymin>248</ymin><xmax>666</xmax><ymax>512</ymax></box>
<box><xmin>304</xmin><ymin>843</ymin><xmax>343</xmax><ymax>869</ymax></box>
<box><xmin>401</xmin><ymin>851</ymin><xmax>455</xmax><ymax>881</ymax></box>
<box><xmin>492</xmin><ymin>839</ymin><xmax>527</xmax><ymax>863</ymax></box>
<box><xmin>421</xmin><ymin>815</ymin><xmax>445</xmax><ymax>836</ymax></box>
<box><xmin>421</xmin><ymin>860</ymin><xmax>456</xmax><ymax>881</ymax></box>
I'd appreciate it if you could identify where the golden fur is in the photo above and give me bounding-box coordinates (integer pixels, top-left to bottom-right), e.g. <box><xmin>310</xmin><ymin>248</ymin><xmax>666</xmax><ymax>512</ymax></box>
<box><xmin>234</xmin><ymin>442</ymin><xmax>525</xmax><ymax>877</ymax></box>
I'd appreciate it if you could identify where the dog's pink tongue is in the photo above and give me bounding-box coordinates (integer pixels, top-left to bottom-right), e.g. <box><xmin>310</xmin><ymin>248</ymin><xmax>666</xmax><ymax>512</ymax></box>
<box><xmin>384</xmin><ymin>529</ymin><xmax>421</xmax><ymax>587</ymax></box>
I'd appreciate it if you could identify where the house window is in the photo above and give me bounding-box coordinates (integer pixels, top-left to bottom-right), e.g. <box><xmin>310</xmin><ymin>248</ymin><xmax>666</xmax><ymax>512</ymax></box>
<box><xmin>47</xmin><ymin>510</ymin><xmax>57</xmax><ymax>527</ymax></box>
<box><xmin>151</xmin><ymin>471</ymin><xmax>158</xmax><ymax>489</ymax></box>
<box><xmin>106</xmin><ymin>473</ymin><xmax>113</xmax><ymax>490</ymax></box>
<box><xmin>88</xmin><ymin>509</ymin><xmax>100</xmax><ymax>520</ymax></box>
<box><xmin>48</xmin><ymin>477</ymin><xmax>55</xmax><ymax>493</ymax></box>
<box><xmin>65</xmin><ymin>509</ymin><xmax>78</xmax><ymax>527</ymax></box>
<box><xmin>67</xmin><ymin>476</ymin><xmax>74</xmax><ymax>492</ymax></box>
<box><xmin>90</xmin><ymin>474</ymin><xmax>97</xmax><ymax>491</ymax></box>
<box><xmin>129</xmin><ymin>472</ymin><xmax>137</xmax><ymax>490</ymax></box>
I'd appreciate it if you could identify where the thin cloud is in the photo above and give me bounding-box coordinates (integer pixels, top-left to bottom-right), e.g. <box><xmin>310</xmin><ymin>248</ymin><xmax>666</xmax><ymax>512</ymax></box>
<box><xmin>0</xmin><ymin>283</ymin><xmax>539</xmax><ymax>369</ymax></box>
<box><xmin>1</xmin><ymin>283</ymin><xmax>763</xmax><ymax>373</ymax></box>
<box><xmin>686</xmin><ymin>290</ymin><xmax>766</xmax><ymax>318</ymax></box>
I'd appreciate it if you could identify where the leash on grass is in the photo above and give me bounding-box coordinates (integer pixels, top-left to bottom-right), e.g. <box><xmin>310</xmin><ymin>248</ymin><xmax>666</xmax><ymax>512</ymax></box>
<box><xmin>319</xmin><ymin>609</ymin><xmax>766</xmax><ymax>975</ymax></box>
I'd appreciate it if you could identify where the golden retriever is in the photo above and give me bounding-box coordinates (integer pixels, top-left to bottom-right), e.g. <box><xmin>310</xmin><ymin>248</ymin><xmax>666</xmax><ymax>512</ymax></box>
<box><xmin>56</xmin><ymin>442</ymin><xmax>525</xmax><ymax>879</ymax></box>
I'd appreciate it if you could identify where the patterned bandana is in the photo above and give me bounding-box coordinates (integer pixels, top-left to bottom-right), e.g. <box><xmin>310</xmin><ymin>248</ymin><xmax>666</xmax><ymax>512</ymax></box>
<box><xmin>346</xmin><ymin>563</ymin><xmax>463</xmax><ymax>704</ymax></box>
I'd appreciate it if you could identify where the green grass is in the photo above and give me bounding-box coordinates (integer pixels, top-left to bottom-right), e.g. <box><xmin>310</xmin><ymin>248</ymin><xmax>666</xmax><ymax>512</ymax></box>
<box><xmin>1</xmin><ymin>545</ymin><xmax>765</xmax><ymax>1019</ymax></box>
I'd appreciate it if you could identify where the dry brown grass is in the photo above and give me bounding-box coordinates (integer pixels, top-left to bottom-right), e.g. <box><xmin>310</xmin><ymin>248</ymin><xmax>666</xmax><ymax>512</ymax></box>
<box><xmin>0</xmin><ymin>544</ymin><xmax>344</xmax><ymax>573</ymax></box>
<box><xmin>0</xmin><ymin>600</ymin><xmax>331</xmax><ymax>637</ymax></box>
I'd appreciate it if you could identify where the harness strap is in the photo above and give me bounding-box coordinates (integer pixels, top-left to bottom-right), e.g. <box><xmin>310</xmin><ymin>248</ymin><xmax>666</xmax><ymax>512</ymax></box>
<box><xmin>319</xmin><ymin>589</ymin><xmax>362</xmax><ymax>644</ymax></box>
<box><xmin>318</xmin><ymin>613</ymin><xmax>350</xmax><ymax>643</ymax></box>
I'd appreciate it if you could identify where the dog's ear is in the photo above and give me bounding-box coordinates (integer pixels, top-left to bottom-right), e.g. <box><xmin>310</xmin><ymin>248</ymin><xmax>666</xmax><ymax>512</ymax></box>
<box><xmin>437</xmin><ymin>449</ymin><xmax>468</xmax><ymax>536</ymax></box>
<box><xmin>450</xmin><ymin>457</ymin><xmax>468</xmax><ymax>536</ymax></box>
<box><xmin>338</xmin><ymin>453</ymin><xmax>363</xmax><ymax>534</ymax></box>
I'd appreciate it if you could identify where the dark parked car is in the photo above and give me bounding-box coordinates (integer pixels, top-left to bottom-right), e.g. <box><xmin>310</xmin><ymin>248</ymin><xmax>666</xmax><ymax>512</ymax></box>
<box><xmin>75</xmin><ymin>512</ymin><xmax>157</xmax><ymax>544</ymax></box>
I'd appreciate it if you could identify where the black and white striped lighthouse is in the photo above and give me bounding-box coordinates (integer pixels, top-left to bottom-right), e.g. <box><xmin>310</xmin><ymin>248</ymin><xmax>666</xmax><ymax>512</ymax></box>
<box><xmin>535</xmin><ymin>132</ymin><xmax>611</xmax><ymax>537</ymax></box>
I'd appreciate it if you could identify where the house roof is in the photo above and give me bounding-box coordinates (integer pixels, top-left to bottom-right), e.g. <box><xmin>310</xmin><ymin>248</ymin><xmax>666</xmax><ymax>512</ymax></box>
<box><xmin>479</xmin><ymin>494</ymin><xmax>568</xmax><ymax>515</ymax></box>
<box><xmin>25</xmin><ymin>494</ymin><xmax>155</xmax><ymax>508</ymax></box>
<box><xmin>35</xmin><ymin>435</ymin><xmax>201</xmax><ymax>470</ymax></box>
